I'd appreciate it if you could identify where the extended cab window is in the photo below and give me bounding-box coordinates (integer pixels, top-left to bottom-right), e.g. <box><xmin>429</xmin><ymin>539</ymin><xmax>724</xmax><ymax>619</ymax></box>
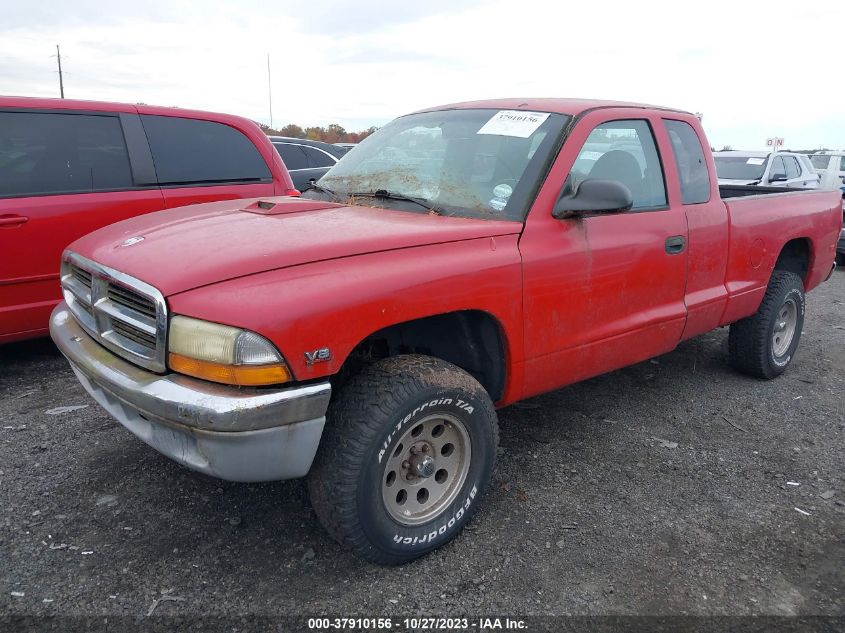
<box><xmin>664</xmin><ymin>119</ymin><xmax>710</xmax><ymax>204</ymax></box>
<box><xmin>141</xmin><ymin>115</ymin><xmax>271</xmax><ymax>185</ymax></box>
<box><xmin>0</xmin><ymin>111</ymin><xmax>133</xmax><ymax>197</ymax></box>
<box><xmin>571</xmin><ymin>120</ymin><xmax>666</xmax><ymax>210</ymax></box>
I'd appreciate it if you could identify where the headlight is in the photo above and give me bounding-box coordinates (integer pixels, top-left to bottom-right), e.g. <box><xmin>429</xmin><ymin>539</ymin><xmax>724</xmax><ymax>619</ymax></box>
<box><xmin>167</xmin><ymin>315</ymin><xmax>291</xmax><ymax>386</ymax></box>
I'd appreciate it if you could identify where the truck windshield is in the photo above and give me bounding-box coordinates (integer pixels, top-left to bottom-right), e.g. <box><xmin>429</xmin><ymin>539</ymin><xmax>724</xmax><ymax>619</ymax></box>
<box><xmin>306</xmin><ymin>109</ymin><xmax>569</xmax><ymax>220</ymax></box>
<box><xmin>714</xmin><ymin>155</ymin><xmax>768</xmax><ymax>180</ymax></box>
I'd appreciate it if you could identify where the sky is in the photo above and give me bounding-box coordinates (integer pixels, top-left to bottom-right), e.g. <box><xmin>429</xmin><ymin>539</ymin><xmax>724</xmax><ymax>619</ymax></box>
<box><xmin>1</xmin><ymin>0</ymin><xmax>843</xmax><ymax>150</ymax></box>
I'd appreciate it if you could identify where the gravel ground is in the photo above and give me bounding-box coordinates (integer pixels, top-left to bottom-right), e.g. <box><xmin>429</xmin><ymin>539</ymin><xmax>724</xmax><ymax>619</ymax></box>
<box><xmin>1</xmin><ymin>272</ymin><xmax>843</xmax><ymax>624</ymax></box>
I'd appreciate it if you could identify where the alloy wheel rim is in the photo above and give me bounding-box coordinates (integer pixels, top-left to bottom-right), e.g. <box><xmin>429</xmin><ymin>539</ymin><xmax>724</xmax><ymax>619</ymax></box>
<box><xmin>772</xmin><ymin>297</ymin><xmax>798</xmax><ymax>357</ymax></box>
<box><xmin>381</xmin><ymin>413</ymin><xmax>471</xmax><ymax>526</ymax></box>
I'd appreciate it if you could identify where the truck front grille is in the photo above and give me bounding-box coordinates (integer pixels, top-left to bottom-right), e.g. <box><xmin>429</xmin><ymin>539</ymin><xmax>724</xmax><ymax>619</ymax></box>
<box><xmin>60</xmin><ymin>252</ymin><xmax>167</xmax><ymax>373</ymax></box>
<box><xmin>107</xmin><ymin>286</ymin><xmax>157</xmax><ymax>320</ymax></box>
<box><xmin>70</xmin><ymin>265</ymin><xmax>92</xmax><ymax>289</ymax></box>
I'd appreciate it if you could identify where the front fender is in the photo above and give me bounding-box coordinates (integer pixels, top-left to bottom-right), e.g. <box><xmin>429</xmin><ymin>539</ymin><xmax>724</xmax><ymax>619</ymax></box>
<box><xmin>167</xmin><ymin>236</ymin><xmax>524</xmax><ymax>389</ymax></box>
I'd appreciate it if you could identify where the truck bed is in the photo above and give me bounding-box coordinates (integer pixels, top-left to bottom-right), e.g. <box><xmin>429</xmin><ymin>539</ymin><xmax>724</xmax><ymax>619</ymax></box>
<box><xmin>719</xmin><ymin>188</ymin><xmax>841</xmax><ymax>325</ymax></box>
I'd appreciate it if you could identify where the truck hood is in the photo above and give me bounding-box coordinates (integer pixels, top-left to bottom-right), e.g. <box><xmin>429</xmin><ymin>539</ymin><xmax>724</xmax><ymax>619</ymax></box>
<box><xmin>70</xmin><ymin>197</ymin><xmax>522</xmax><ymax>296</ymax></box>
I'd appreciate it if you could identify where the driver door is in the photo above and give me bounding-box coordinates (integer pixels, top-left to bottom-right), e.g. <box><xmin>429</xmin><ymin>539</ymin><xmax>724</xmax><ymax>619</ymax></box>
<box><xmin>518</xmin><ymin>109</ymin><xmax>689</xmax><ymax>399</ymax></box>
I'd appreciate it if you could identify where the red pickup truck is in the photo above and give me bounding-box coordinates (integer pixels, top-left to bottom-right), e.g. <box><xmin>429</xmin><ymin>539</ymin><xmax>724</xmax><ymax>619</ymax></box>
<box><xmin>0</xmin><ymin>96</ymin><xmax>297</xmax><ymax>343</ymax></box>
<box><xmin>50</xmin><ymin>99</ymin><xmax>841</xmax><ymax>564</ymax></box>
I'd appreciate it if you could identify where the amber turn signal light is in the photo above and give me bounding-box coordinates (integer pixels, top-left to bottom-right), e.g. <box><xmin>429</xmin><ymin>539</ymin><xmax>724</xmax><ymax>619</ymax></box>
<box><xmin>168</xmin><ymin>353</ymin><xmax>292</xmax><ymax>387</ymax></box>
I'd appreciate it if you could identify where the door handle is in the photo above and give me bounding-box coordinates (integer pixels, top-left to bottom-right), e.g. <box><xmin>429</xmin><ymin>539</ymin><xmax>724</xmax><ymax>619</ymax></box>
<box><xmin>0</xmin><ymin>215</ymin><xmax>29</xmax><ymax>227</ymax></box>
<box><xmin>665</xmin><ymin>235</ymin><xmax>686</xmax><ymax>254</ymax></box>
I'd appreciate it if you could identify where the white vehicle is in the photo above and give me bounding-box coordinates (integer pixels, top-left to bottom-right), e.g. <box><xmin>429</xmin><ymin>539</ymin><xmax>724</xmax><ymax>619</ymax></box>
<box><xmin>714</xmin><ymin>151</ymin><xmax>820</xmax><ymax>189</ymax></box>
<box><xmin>808</xmin><ymin>152</ymin><xmax>845</xmax><ymax>190</ymax></box>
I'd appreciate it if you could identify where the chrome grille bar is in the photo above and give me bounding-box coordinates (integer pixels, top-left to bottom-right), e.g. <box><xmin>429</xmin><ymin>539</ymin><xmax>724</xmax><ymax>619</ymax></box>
<box><xmin>60</xmin><ymin>251</ymin><xmax>168</xmax><ymax>373</ymax></box>
<box><xmin>70</xmin><ymin>265</ymin><xmax>92</xmax><ymax>288</ymax></box>
<box><xmin>107</xmin><ymin>286</ymin><xmax>157</xmax><ymax>319</ymax></box>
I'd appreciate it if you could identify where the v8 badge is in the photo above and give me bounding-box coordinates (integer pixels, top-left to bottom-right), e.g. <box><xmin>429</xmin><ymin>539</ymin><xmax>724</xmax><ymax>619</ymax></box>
<box><xmin>304</xmin><ymin>347</ymin><xmax>331</xmax><ymax>365</ymax></box>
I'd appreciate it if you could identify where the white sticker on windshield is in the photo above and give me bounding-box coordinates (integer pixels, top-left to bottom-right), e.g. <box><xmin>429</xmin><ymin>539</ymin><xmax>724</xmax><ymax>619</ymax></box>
<box><xmin>747</xmin><ymin>158</ymin><xmax>766</xmax><ymax>165</ymax></box>
<box><xmin>477</xmin><ymin>110</ymin><xmax>550</xmax><ymax>138</ymax></box>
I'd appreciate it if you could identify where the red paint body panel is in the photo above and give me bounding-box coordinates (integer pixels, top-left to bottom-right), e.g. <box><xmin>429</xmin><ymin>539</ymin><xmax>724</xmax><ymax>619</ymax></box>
<box><xmin>0</xmin><ymin>96</ymin><xmax>293</xmax><ymax>343</ymax></box>
<box><xmin>719</xmin><ymin>190</ymin><xmax>841</xmax><ymax>324</ymax></box>
<box><xmin>654</xmin><ymin>115</ymin><xmax>731</xmax><ymax>342</ymax></box>
<box><xmin>1</xmin><ymin>189</ymin><xmax>165</xmax><ymax>342</ymax></box>
<box><xmin>168</xmin><ymin>235</ymin><xmax>526</xmax><ymax>401</ymax></box>
<box><xmin>59</xmin><ymin>101</ymin><xmax>842</xmax><ymax>406</ymax></box>
<box><xmin>518</xmin><ymin>108</ymin><xmax>690</xmax><ymax>398</ymax></box>
<box><xmin>73</xmin><ymin>200</ymin><xmax>522</xmax><ymax>296</ymax></box>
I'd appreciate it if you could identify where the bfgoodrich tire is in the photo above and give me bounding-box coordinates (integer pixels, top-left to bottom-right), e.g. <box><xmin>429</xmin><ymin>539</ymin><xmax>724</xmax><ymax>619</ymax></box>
<box><xmin>307</xmin><ymin>355</ymin><xmax>498</xmax><ymax>565</ymax></box>
<box><xmin>728</xmin><ymin>270</ymin><xmax>805</xmax><ymax>379</ymax></box>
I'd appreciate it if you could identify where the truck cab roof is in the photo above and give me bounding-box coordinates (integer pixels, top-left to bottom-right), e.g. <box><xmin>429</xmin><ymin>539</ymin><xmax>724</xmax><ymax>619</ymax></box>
<box><xmin>414</xmin><ymin>98</ymin><xmax>691</xmax><ymax>117</ymax></box>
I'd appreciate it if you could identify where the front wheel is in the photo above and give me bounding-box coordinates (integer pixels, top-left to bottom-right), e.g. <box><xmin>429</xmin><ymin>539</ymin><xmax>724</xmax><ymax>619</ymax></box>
<box><xmin>307</xmin><ymin>355</ymin><xmax>499</xmax><ymax>565</ymax></box>
<box><xmin>728</xmin><ymin>270</ymin><xmax>805</xmax><ymax>379</ymax></box>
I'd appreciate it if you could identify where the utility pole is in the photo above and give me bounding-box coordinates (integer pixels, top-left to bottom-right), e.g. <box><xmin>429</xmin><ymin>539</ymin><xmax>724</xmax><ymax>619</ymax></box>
<box><xmin>266</xmin><ymin>53</ymin><xmax>273</xmax><ymax>129</ymax></box>
<box><xmin>56</xmin><ymin>44</ymin><xmax>65</xmax><ymax>98</ymax></box>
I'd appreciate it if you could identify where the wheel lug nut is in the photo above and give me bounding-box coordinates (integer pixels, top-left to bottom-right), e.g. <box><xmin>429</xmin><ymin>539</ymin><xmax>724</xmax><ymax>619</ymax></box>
<box><xmin>422</xmin><ymin>445</ymin><xmax>430</xmax><ymax>453</ymax></box>
<box><xmin>402</xmin><ymin>460</ymin><xmax>410</xmax><ymax>469</ymax></box>
<box><xmin>410</xmin><ymin>446</ymin><xmax>418</xmax><ymax>454</ymax></box>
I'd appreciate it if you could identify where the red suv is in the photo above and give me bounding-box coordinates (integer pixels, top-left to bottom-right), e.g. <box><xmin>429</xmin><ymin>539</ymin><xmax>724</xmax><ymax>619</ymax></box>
<box><xmin>0</xmin><ymin>97</ymin><xmax>297</xmax><ymax>343</ymax></box>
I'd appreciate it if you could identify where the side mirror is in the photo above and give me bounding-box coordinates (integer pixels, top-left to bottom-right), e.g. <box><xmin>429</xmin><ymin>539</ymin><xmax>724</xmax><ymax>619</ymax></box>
<box><xmin>769</xmin><ymin>173</ymin><xmax>788</xmax><ymax>183</ymax></box>
<box><xmin>552</xmin><ymin>178</ymin><xmax>634</xmax><ymax>219</ymax></box>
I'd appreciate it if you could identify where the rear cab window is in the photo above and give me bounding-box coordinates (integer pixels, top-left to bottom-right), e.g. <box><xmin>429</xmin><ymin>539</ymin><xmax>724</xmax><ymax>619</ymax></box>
<box><xmin>141</xmin><ymin>115</ymin><xmax>271</xmax><ymax>185</ymax></box>
<box><xmin>0</xmin><ymin>111</ymin><xmax>133</xmax><ymax>197</ymax></box>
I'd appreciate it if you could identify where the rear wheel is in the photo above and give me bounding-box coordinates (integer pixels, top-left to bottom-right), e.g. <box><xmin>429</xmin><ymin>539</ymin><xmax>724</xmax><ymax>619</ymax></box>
<box><xmin>307</xmin><ymin>355</ymin><xmax>498</xmax><ymax>565</ymax></box>
<box><xmin>728</xmin><ymin>270</ymin><xmax>805</xmax><ymax>379</ymax></box>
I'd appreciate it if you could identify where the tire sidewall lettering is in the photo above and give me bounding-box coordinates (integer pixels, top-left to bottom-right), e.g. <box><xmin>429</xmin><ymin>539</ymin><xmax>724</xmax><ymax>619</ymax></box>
<box><xmin>361</xmin><ymin>388</ymin><xmax>493</xmax><ymax>555</ymax></box>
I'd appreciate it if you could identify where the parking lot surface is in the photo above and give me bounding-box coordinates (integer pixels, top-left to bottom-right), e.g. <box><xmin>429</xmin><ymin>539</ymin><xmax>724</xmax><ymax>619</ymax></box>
<box><xmin>1</xmin><ymin>272</ymin><xmax>843</xmax><ymax>620</ymax></box>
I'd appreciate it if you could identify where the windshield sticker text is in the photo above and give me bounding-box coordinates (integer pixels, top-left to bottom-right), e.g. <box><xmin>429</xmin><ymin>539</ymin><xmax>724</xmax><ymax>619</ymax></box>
<box><xmin>477</xmin><ymin>110</ymin><xmax>550</xmax><ymax>138</ymax></box>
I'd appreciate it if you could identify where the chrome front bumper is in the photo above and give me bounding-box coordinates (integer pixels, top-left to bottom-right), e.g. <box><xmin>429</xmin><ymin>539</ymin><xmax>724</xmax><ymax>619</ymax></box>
<box><xmin>50</xmin><ymin>304</ymin><xmax>331</xmax><ymax>482</ymax></box>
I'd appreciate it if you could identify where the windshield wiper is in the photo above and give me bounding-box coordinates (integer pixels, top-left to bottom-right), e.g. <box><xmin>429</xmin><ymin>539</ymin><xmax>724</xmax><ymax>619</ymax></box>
<box><xmin>348</xmin><ymin>189</ymin><xmax>446</xmax><ymax>215</ymax></box>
